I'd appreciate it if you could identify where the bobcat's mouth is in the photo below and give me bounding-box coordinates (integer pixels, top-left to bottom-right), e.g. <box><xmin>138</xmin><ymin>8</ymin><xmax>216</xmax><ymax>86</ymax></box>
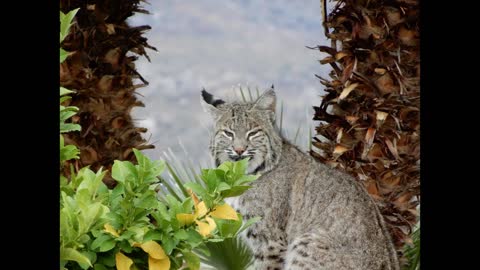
<box><xmin>230</xmin><ymin>156</ymin><xmax>244</xmax><ymax>162</ymax></box>
<box><xmin>227</xmin><ymin>149</ymin><xmax>256</xmax><ymax>162</ymax></box>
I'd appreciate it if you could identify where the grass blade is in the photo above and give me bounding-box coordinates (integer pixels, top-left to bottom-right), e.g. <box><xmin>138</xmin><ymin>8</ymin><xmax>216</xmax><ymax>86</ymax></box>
<box><xmin>239</xmin><ymin>86</ymin><xmax>247</xmax><ymax>102</ymax></box>
<box><xmin>247</xmin><ymin>86</ymin><xmax>253</xmax><ymax>102</ymax></box>
<box><xmin>293</xmin><ymin>124</ymin><xmax>302</xmax><ymax>144</ymax></box>
<box><xmin>164</xmin><ymin>162</ymin><xmax>189</xmax><ymax>198</ymax></box>
<box><xmin>157</xmin><ymin>175</ymin><xmax>182</xmax><ymax>201</ymax></box>
<box><xmin>197</xmin><ymin>237</ymin><xmax>253</xmax><ymax>270</ymax></box>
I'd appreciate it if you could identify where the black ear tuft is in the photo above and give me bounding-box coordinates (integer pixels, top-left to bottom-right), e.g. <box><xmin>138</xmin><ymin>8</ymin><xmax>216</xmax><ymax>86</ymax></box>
<box><xmin>271</xmin><ymin>84</ymin><xmax>274</xmax><ymax>90</ymax></box>
<box><xmin>201</xmin><ymin>89</ymin><xmax>225</xmax><ymax>107</ymax></box>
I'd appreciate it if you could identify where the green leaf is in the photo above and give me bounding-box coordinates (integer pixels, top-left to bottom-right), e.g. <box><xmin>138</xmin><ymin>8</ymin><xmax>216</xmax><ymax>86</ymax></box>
<box><xmin>184</xmin><ymin>182</ymin><xmax>207</xmax><ymax>199</ymax></box>
<box><xmin>185</xmin><ymin>229</ymin><xmax>204</xmax><ymax>247</ymax></box>
<box><xmin>77</xmin><ymin>168</ymin><xmax>108</xmax><ymax>199</ymax></box>
<box><xmin>204</xmin><ymin>169</ymin><xmax>220</xmax><ymax>192</ymax></box>
<box><xmin>60</xmin><ymin>123</ymin><xmax>81</xmax><ymax>133</ymax></box>
<box><xmin>78</xmin><ymin>234</ymin><xmax>91</xmax><ymax>244</ymax></box>
<box><xmin>60</xmin><ymin>96</ymin><xmax>72</xmax><ymax>104</ymax></box>
<box><xmin>134</xmin><ymin>191</ymin><xmax>159</xmax><ymax>209</ymax></box>
<box><xmin>60</xmin><ymin>108</ymin><xmax>80</xmax><ymax>121</ymax></box>
<box><xmin>78</xmin><ymin>251</ymin><xmax>97</xmax><ymax>269</ymax></box>
<box><xmin>60</xmin><ymin>109</ymin><xmax>77</xmax><ymax>122</ymax></box>
<box><xmin>60</xmin><ymin>48</ymin><xmax>69</xmax><ymax>63</ymax></box>
<box><xmin>214</xmin><ymin>216</ymin><xmax>243</xmax><ymax>238</ymax></box>
<box><xmin>236</xmin><ymin>216</ymin><xmax>261</xmax><ymax>236</ymax></box>
<box><xmin>97</xmin><ymin>254</ymin><xmax>116</xmax><ymax>267</ymax></box>
<box><xmin>181</xmin><ymin>197</ymin><xmax>194</xmax><ymax>214</ymax></box>
<box><xmin>155</xmin><ymin>202</ymin><xmax>171</xmax><ymax>222</ymax></box>
<box><xmin>233</xmin><ymin>159</ymin><xmax>249</xmax><ymax>180</ymax></box>
<box><xmin>60</xmin><ymin>8</ymin><xmax>79</xmax><ymax>43</ymax></box>
<box><xmin>99</xmin><ymin>238</ymin><xmax>116</xmax><ymax>252</ymax></box>
<box><xmin>60</xmin><ymin>142</ymin><xmax>80</xmax><ymax>163</ymax></box>
<box><xmin>233</xmin><ymin>174</ymin><xmax>259</xmax><ymax>186</ymax></box>
<box><xmin>119</xmin><ymin>240</ymin><xmax>134</xmax><ymax>253</ymax></box>
<box><xmin>165</xmin><ymin>194</ymin><xmax>182</xmax><ymax>215</ymax></box>
<box><xmin>221</xmin><ymin>186</ymin><xmax>251</xmax><ymax>198</ymax></box>
<box><xmin>60</xmin><ymin>86</ymin><xmax>74</xmax><ymax>96</ymax></box>
<box><xmin>174</xmin><ymin>229</ymin><xmax>189</xmax><ymax>241</ymax></box>
<box><xmin>143</xmin><ymin>230</ymin><xmax>163</xmax><ymax>242</ymax></box>
<box><xmin>112</xmin><ymin>160</ymin><xmax>137</xmax><ymax>183</ymax></box>
<box><xmin>216</xmin><ymin>182</ymin><xmax>231</xmax><ymax>192</ymax></box>
<box><xmin>94</xmin><ymin>264</ymin><xmax>109</xmax><ymax>270</ymax></box>
<box><xmin>217</xmin><ymin>161</ymin><xmax>233</xmax><ymax>172</ymax></box>
<box><xmin>161</xmin><ymin>233</ymin><xmax>178</xmax><ymax>255</ymax></box>
<box><xmin>60</xmin><ymin>247</ymin><xmax>92</xmax><ymax>267</ymax></box>
<box><xmin>60</xmin><ymin>207</ymin><xmax>77</xmax><ymax>245</ymax></box>
<box><xmin>77</xmin><ymin>202</ymin><xmax>106</xmax><ymax>234</ymax></box>
<box><xmin>183</xmin><ymin>251</ymin><xmax>200</xmax><ymax>270</ymax></box>
<box><xmin>91</xmin><ymin>234</ymin><xmax>112</xmax><ymax>250</ymax></box>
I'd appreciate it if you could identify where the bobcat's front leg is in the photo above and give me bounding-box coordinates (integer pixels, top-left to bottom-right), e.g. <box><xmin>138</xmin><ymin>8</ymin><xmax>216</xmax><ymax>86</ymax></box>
<box><xmin>244</xmin><ymin>227</ymin><xmax>287</xmax><ymax>270</ymax></box>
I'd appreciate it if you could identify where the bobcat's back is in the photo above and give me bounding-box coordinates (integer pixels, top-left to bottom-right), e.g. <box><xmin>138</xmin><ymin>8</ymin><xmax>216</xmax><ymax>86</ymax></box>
<box><xmin>231</xmin><ymin>142</ymin><xmax>399</xmax><ymax>269</ymax></box>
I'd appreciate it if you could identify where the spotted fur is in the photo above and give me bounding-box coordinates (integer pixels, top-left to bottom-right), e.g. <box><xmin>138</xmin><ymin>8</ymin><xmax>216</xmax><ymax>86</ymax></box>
<box><xmin>201</xmin><ymin>88</ymin><xmax>399</xmax><ymax>270</ymax></box>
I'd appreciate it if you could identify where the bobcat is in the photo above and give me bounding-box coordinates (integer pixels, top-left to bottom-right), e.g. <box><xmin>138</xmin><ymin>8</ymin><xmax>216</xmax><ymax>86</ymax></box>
<box><xmin>201</xmin><ymin>87</ymin><xmax>400</xmax><ymax>270</ymax></box>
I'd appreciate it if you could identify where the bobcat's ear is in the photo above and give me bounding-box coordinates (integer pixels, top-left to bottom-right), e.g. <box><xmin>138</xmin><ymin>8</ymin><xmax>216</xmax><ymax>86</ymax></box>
<box><xmin>252</xmin><ymin>87</ymin><xmax>276</xmax><ymax>112</ymax></box>
<box><xmin>201</xmin><ymin>88</ymin><xmax>225</xmax><ymax>120</ymax></box>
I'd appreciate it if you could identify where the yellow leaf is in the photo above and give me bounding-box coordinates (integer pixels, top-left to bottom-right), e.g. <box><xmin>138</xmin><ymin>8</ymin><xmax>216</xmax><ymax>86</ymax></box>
<box><xmin>209</xmin><ymin>203</ymin><xmax>238</xmax><ymax>220</ymax></box>
<box><xmin>194</xmin><ymin>201</ymin><xmax>208</xmax><ymax>218</ymax></box>
<box><xmin>188</xmin><ymin>189</ymin><xmax>200</xmax><ymax>205</ymax></box>
<box><xmin>195</xmin><ymin>221</ymin><xmax>210</xmax><ymax>237</ymax></box>
<box><xmin>176</xmin><ymin>213</ymin><xmax>195</xmax><ymax>226</ymax></box>
<box><xmin>115</xmin><ymin>252</ymin><xmax>133</xmax><ymax>270</ymax></box>
<box><xmin>104</xmin><ymin>223</ymin><xmax>120</xmax><ymax>237</ymax></box>
<box><xmin>196</xmin><ymin>216</ymin><xmax>216</xmax><ymax>237</ymax></box>
<box><xmin>132</xmin><ymin>241</ymin><xmax>171</xmax><ymax>270</ymax></box>
<box><xmin>149</xmin><ymin>255</ymin><xmax>171</xmax><ymax>270</ymax></box>
<box><xmin>206</xmin><ymin>216</ymin><xmax>216</xmax><ymax>226</ymax></box>
<box><xmin>133</xmin><ymin>241</ymin><xmax>168</xmax><ymax>260</ymax></box>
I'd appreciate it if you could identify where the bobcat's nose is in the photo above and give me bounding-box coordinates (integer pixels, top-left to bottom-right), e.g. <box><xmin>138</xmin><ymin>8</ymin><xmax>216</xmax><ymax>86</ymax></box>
<box><xmin>234</xmin><ymin>147</ymin><xmax>246</xmax><ymax>156</ymax></box>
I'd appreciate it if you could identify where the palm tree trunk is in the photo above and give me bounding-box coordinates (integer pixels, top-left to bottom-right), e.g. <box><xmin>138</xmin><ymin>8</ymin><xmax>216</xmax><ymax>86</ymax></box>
<box><xmin>60</xmin><ymin>0</ymin><xmax>156</xmax><ymax>187</ymax></box>
<box><xmin>311</xmin><ymin>0</ymin><xmax>420</xmax><ymax>265</ymax></box>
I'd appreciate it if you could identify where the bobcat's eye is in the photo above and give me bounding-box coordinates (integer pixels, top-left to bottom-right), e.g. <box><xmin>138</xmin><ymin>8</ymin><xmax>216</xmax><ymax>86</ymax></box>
<box><xmin>223</xmin><ymin>130</ymin><xmax>234</xmax><ymax>138</ymax></box>
<box><xmin>247</xmin><ymin>130</ymin><xmax>260</xmax><ymax>139</ymax></box>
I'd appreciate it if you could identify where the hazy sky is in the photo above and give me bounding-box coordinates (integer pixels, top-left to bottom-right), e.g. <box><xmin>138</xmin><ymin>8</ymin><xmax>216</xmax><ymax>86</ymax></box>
<box><xmin>127</xmin><ymin>0</ymin><xmax>331</xmax><ymax>165</ymax></box>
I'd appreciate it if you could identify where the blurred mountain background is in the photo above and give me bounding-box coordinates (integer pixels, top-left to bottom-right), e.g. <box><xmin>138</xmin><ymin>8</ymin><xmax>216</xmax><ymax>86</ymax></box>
<box><xmin>127</xmin><ymin>0</ymin><xmax>330</xmax><ymax>162</ymax></box>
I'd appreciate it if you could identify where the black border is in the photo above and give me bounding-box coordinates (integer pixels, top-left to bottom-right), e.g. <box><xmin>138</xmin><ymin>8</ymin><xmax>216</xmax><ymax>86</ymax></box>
<box><xmin>421</xmin><ymin>0</ymin><xmax>472</xmax><ymax>268</ymax></box>
<box><xmin>4</xmin><ymin>2</ymin><xmax>58</xmax><ymax>267</ymax></box>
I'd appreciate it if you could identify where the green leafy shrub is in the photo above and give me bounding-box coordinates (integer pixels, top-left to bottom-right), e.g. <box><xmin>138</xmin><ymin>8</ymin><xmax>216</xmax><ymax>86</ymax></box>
<box><xmin>60</xmin><ymin>149</ymin><xmax>259</xmax><ymax>270</ymax></box>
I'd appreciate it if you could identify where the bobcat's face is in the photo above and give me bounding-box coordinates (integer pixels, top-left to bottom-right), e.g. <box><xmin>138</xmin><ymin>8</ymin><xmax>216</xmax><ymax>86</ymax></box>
<box><xmin>213</xmin><ymin>107</ymin><xmax>271</xmax><ymax>173</ymax></box>
<box><xmin>201</xmin><ymin>88</ymin><xmax>282</xmax><ymax>174</ymax></box>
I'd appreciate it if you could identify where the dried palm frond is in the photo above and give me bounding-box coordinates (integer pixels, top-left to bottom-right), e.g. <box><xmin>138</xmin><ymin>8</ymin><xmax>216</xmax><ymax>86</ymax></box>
<box><xmin>311</xmin><ymin>0</ymin><xmax>420</xmax><ymax>265</ymax></box>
